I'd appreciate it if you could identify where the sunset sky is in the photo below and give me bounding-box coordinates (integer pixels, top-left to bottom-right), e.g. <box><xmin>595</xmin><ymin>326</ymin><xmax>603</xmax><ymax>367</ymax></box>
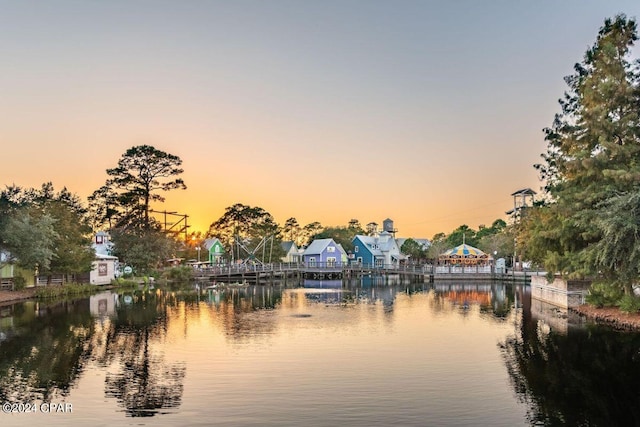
<box><xmin>2</xmin><ymin>1</ymin><xmax>640</xmax><ymax>238</ymax></box>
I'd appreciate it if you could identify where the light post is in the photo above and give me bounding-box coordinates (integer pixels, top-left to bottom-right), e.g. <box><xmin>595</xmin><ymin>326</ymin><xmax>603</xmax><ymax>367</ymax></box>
<box><xmin>513</xmin><ymin>237</ymin><xmax>517</xmax><ymax>272</ymax></box>
<box><xmin>196</xmin><ymin>246</ymin><xmax>201</xmax><ymax>263</ymax></box>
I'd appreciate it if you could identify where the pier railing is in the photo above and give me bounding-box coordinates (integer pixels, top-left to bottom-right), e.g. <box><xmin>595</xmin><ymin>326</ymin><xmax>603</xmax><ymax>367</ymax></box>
<box><xmin>434</xmin><ymin>265</ymin><xmax>492</xmax><ymax>274</ymax></box>
<box><xmin>193</xmin><ymin>262</ymin><xmax>301</xmax><ymax>276</ymax></box>
<box><xmin>191</xmin><ymin>262</ymin><xmax>436</xmax><ymax>276</ymax></box>
<box><xmin>189</xmin><ymin>262</ymin><xmax>537</xmax><ymax>281</ymax></box>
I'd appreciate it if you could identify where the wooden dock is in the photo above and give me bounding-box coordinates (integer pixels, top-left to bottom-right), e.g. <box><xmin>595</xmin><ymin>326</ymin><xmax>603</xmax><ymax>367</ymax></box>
<box><xmin>190</xmin><ymin>263</ymin><xmax>534</xmax><ymax>284</ymax></box>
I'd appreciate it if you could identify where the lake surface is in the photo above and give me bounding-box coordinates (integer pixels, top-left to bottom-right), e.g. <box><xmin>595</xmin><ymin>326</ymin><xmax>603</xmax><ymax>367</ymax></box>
<box><xmin>1</xmin><ymin>277</ymin><xmax>640</xmax><ymax>426</ymax></box>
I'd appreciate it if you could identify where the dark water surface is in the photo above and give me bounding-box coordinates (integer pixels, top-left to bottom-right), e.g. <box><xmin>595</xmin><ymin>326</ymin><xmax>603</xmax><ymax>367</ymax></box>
<box><xmin>1</xmin><ymin>277</ymin><xmax>639</xmax><ymax>426</ymax></box>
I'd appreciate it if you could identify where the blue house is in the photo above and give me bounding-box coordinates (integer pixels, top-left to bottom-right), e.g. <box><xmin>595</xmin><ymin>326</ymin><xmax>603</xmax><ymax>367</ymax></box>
<box><xmin>352</xmin><ymin>231</ymin><xmax>405</xmax><ymax>269</ymax></box>
<box><xmin>302</xmin><ymin>238</ymin><xmax>343</xmax><ymax>267</ymax></box>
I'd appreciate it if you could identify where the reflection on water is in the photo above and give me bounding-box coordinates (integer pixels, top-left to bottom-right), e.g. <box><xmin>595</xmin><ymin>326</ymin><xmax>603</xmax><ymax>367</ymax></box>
<box><xmin>0</xmin><ymin>278</ymin><xmax>639</xmax><ymax>426</ymax></box>
<box><xmin>101</xmin><ymin>291</ymin><xmax>186</xmax><ymax>417</ymax></box>
<box><xmin>0</xmin><ymin>299</ymin><xmax>95</xmax><ymax>404</ymax></box>
<box><xmin>501</xmin><ymin>293</ymin><xmax>640</xmax><ymax>426</ymax></box>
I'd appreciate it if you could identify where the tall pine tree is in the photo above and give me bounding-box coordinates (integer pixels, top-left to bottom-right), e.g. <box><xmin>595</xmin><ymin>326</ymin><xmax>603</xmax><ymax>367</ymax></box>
<box><xmin>528</xmin><ymin>15</ymin><xmax>640</xmax><ymax>286</ymax></box>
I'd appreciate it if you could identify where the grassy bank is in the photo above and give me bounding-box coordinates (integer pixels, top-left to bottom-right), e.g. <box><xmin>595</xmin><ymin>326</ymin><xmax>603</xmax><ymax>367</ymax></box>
<box><xmin>34</xmin><ymin>283</ymin><xmax>100</xmax><ymax>299</ymax></box>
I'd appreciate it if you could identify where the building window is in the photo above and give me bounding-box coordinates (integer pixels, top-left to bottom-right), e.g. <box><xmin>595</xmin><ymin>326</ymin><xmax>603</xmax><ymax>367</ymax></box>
<box><xmin>327</xmin><ymin>257</ymin><xmax>336</xmax><ymax>267</ymax></box>
<box><xmin>354</xmin><ymin>246</ymin><xmax>359</xmax><ymax>253</ymax></box>
<box><xmin>98</xmin><ymin>263</ymin><xmax>108</xmax><ymax>276</ymax></box>
<box><xmin>327</xmin><ymin>246</ymin><xmax>335</xmax><ymax>253</ymax></box>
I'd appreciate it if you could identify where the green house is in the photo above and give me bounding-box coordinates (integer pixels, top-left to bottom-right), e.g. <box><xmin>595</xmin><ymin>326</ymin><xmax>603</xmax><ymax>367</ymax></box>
<box><xmin>0</xmin><ymin>262</ymin><xmax>13</xmax><ymax>289</ymax></box>
<box><xmin>1</xmin><ymin>251</ymin><xmax>35</xmax><ymax>289</ymax></box>
<box><xmin>204</xmin><ymin>238</ymin><xmax>225</xmax><ymax>264</ymax></box>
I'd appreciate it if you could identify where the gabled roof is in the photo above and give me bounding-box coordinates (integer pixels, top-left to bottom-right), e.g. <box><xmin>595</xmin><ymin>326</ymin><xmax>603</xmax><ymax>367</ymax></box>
<box><xmin>303</xmin><ymin>238</ymin><xmax>336</xmax><ymax>255</ymax></box>
<box><xmin>511</xmin><ymin>188</ymin><xmax>536</xmax><ymax>196</ymax></box>
<box><xmin>281</xmin><ymin>241</ymin><xmax>298</xmax><ymax>253</ymax></box>
<box><xmin>204</xmin><ymin>238</ymin><xmax>223</xmax><ymax>251</ymax></box>
<box><xmin>353</xmin><ymin>233</ymin><xmax>398</xmax><ymax>256</ymax></box>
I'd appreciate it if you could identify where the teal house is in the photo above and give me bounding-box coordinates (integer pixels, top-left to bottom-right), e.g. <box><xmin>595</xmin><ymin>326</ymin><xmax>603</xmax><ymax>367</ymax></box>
<box><xmin>204</xmin><ymin>238</ymin><xmax>225</xmax><ymax>264</ymax></box>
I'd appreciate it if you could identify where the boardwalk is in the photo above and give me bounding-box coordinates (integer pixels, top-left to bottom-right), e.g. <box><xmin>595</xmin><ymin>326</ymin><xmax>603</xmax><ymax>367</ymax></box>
<box><xmin>191</xmin><ymin>262</ymin><xmax>534</xmax><ymax>283</ymax></box>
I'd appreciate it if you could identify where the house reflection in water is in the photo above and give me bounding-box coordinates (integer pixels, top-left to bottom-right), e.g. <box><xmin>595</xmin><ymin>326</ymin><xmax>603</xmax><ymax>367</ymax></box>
<box><xmin>90</xmin><ymin>291</ymin><xmax>119</xmax><ymax>318</ymax></box>
<box><xmin>301</xmin><ymin>278</ymin><xmax>400</xmax><ymax>310</ymax></box>
<box><xmin>303</xmin><ymin>279</ymin><xmax>343</xmax><ymax>289</ymax></box>
<box><xmin>434</xmin><ymin>282</ymin><xmax>508</xmax><ymax>312</ymax></box>
<box><xmin>302</xmin><ymin>280</ymin><xmax>345</xmax><ymax>305</ymax></box>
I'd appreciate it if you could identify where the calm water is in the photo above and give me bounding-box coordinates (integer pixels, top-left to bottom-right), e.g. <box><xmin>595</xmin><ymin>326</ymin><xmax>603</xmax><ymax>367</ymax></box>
<box><xmin>1</xmin><ymin>277</ymin><xmax>640</xmax><ymax>426</ymax></box>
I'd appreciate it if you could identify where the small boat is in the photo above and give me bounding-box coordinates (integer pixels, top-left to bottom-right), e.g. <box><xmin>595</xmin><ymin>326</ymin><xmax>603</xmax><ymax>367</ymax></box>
<box><xmin>226</xmin><ymin>281</ymin><xmax>249</xmax><ymax>288</ymax></box>
<box><xmin>205</xmin><ymin>281</ymin><xmax>248</xmax><ymax>291</ymax></box>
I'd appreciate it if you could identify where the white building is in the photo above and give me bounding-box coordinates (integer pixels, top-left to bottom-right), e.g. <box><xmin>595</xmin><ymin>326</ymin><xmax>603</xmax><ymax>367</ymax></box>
<box><xmin>90</xmin><ymin>231</ymin><xmax>119</xmax><ymax>285</ymax></box>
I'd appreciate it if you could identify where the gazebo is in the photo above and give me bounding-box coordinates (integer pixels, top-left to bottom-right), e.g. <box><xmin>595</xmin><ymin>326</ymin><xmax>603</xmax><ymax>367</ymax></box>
<box><xmin>439</xmin><ymin>243</ymin><xmax>492</xmax><ymax>266</ymax></box>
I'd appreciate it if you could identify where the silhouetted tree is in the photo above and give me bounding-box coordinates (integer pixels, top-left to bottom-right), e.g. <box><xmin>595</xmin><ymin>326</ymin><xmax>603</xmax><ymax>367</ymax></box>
<box><xmin>90</xmin><ymin>145</ymin><xmax>186</xmax><ymax>231</ymax></box>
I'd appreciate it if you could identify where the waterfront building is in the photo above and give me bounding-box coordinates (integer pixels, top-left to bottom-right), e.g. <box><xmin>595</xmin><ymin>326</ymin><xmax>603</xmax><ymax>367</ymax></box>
<box><xmin>281</xmin><ymin>241</ymin><xmax>301</xmax><ymax>263</ymax></box>
<box><xmin>204</xmin><ymin>238</ymin><xmax>225</xmax><ymax>264</ymax></box>
<box><xmin>302</xmin><ymin>238</ymin><xmax>343</xmax><ymax>267</ymax></box>
<box><xmin>351</xmin><ymin>231</ymin><xmax>405</xmax><ymax>269</ymax></box>
<box><xmin>90</xmin><ymin>231</ymin><xmax>118</xmax><ymax>285</ymax></box>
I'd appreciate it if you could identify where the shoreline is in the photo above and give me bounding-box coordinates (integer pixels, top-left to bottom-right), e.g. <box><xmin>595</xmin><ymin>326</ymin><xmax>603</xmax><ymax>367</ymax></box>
<box><xmin>0</xmin><ymin>288</ymin><xmax>39</xmax><ymax>306</ymax></box>
<box><xmin>570</xmin><ymin>304</ymin><xmax>640</xmax><ymax>330</ymax></box>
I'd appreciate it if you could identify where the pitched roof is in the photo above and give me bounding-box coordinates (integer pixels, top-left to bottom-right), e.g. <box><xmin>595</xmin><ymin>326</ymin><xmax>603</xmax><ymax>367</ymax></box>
<box><xmin>354</xmin><ymin>233</ymin><xmax>398</xmax><ymax>255</ymax></box>
<box><xmin>303</xmin><ymin>238</ymin><xmax>335</xmax><ymax>255</ymax></box>
<box><xmin>511</xmin><ymin>188</ymin><xmax>536</xmax><ymax>196</ymax></box>
<box><xmin>281</xmin><ymin>241</ymin><xmax>298</xmax><ymax>253</ymax></box>
<box><xmin>204</xmin><ymin>238</ymin><xmax>222</xmax><ymax>251</ymax></box>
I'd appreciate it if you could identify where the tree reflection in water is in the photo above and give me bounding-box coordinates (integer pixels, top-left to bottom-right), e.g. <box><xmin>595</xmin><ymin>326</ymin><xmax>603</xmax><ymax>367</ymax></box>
<box><xmin>102</xmin><ymin>290</ymin><xmax>185</xmax><ymax>417</ymax></box>
<box><xmin>0</xmin><ymin>290</ymin><xmax>188</xmax><ymax>417</ymax></box>
<box><xmin>0</xmin><ymin>299</ymin><xmax>96</xmax><ymax>403</ymax></box>
<box><xmin>500</xmin><ymin>306</ymin><xmax>640</xmax><ymax>426</ymax></box>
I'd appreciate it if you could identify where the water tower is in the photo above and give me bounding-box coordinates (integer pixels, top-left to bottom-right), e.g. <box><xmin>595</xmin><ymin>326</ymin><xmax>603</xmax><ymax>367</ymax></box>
<box><xmin>382</xmin><ymin>218</ymin><xmax>397</xmax><ymax>237</ymax></box>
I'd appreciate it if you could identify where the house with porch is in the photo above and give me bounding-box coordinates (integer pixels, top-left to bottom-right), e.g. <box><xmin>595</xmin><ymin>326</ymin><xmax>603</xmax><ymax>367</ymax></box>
<box><xmin>281</xmin><ymin>241</ymin><xmax>302</xmax><ymax>263</ymax></box>
<box><xmin>204</xmin><ymin>238</ymin><xmax>225</xmax><ymax>264</ymax></box>
<box><xmin>352</xmin><ymin>231</ymin><xmax>406</xmax><ymax>269</ymax></box>
<box><xmin>1</xmin><ymin>250</ymin><xmax>49</xmax><ymax>289</ymax></box>
<box><xmin>0</xmin><ymin>251</ymin><xmax>15</xmax><ymax>290</ymax></box>
<box><xmin>302</xmin><ymin>238</ymin><xmax>344</xmax><ymax>267</ymax></box>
